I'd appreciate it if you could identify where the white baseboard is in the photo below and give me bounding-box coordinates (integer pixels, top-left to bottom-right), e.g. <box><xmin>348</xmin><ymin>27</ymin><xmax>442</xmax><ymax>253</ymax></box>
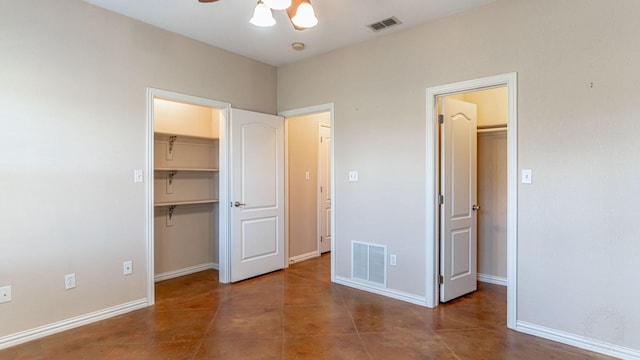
<box><xmin>477</xmin><ymin>273</ymin><xmax>507</xmax><ymax>286</ymax></box>
<box><xmin>0</xmin><ymin>298</ymin><xmax>148</xmax><ymax>350</ymax></box>
<box><xmin>154</xmin><ymin>262</ymin><xmax>217</xmax><ymax>282</ymax></box>
<box><xmin>517</xmin><ymin>320</ymin><xmax>640</xmax><ymax>360</ymax></box>
<box><xmin>288</xmin><ymin>251</ymin><xmax>319</xmax><ymax>264</ymax></box>
<box><xmin>334</xmin><ymin>276</ymin><xmax>426</xmax><ymax>306</ymax></box>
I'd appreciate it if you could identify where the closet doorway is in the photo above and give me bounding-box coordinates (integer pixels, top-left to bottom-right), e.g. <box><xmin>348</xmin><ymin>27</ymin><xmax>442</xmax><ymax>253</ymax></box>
<box><xmin>425</xmin><ymin>73</ymin><xmax>518</xmax><ymax>328</ymax></box>
<box><xmin>145</xmin><ymin>88</ymin><xmax>230</xmax><ymax>305</ymax></box>
<box><xmin>438</xmin><ymin>87</ymin><xmax>508</xmax><ymax>302</ymax></box>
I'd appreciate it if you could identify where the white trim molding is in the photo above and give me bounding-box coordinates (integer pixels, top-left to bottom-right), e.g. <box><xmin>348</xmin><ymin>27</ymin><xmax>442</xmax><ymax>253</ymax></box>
<box><xmin>335</xmin><ymin>276</ymin><xmax>426</xmax><ymax>306</ymax></box>
<box><xmin>288</xmin><ymin>251</ymin><xmax>319</xmax><ymax>264</ymax></box>
<box><xmin>425</xmin><ymin>73</ymin><xmax>518</xmax><ymax>331</ymax></box>
<box><xmin>0</xmin><ymin>299</ymin><xmax>147</xmax><ymax>350</ymax></box>
<box><xmin>154</xmin><ymin>262</ymin><xmax>217</xmax><ymax>282</ymax></box>
<box><xmin>517</xmin><ymin>321</ymin><xmax>640</xmax><ymax>360</ymax></box>
<box><xmin>477</xmin><ymin>273</ymin><xmax>507</xmax><ymax>286</ymax></box>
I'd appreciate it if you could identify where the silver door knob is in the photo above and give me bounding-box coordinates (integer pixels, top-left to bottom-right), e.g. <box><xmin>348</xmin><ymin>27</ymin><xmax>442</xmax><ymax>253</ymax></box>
<box><xmin>472</xmin><ymin>204</ymin><xmax>481</xmax><ymax>211</ymax></box>
<box><xmin>234</xmin><ymin>201</ymin><xmax>246</xmax><ymax>207</ymax></box>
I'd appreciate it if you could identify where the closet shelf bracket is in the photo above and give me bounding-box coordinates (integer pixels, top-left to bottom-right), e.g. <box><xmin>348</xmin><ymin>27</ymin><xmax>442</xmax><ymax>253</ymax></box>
<box><xmin>168</xmin><ymin>136</ymin><xmax>178</xmax><ymax>156</ymax></box>
<box><xmin>168</xmin><ymin>170</ymin><xmax>178</xmax><ymax>185</ymax></box>
<box><xmin>168</xmin><ymin>205</ymin><xmax>177</xmax><ymax>220</ymax></box>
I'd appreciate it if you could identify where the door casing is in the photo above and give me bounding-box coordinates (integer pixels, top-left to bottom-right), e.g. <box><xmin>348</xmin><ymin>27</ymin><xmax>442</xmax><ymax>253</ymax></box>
<box><xmin>425</xmin><ymin>73</ymin><xmax>518</xmax><ymax>329</ymax></box>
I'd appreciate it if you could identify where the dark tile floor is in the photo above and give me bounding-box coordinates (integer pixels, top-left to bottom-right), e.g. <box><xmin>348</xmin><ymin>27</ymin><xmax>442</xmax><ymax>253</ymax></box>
<box><xmin>1</xmin><ymin>254</ymin><xmax>612</xmax><ymax>359</ymax></box>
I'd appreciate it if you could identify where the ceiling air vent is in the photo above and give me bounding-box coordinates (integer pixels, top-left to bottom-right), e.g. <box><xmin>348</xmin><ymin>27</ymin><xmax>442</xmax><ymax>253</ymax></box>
<box><xmin>367</xmin><ymin>16</ymin><xmax>402</xmax><ymax>32</ymax></box>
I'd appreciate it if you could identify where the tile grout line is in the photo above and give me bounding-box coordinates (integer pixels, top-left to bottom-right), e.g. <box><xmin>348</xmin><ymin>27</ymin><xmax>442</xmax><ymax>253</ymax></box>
<box><xmin>189</xmin><ymin>291</ymin><xmax>225</xmax><ymax>360</ymax></box>
<box><xmin>432</xmin><ymin>331</ymin><xmax>462</xmax><ymax>360</ymax></box>
<box><xmin>339</xmin><ymin>288</ymin><xmax>374</xmax><ymax>360</ymax></box>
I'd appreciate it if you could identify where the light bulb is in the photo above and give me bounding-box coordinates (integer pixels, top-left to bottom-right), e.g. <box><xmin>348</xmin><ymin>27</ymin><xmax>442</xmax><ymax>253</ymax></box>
<box><xmin>250</xmin><ymin>0</ymin><xmax>276</xmax><ymax>27</ymax></box>
<box><xmin>263</xmin><ymin>0</ymin><xmax>291</xmax><ymax>10</ymax></box>
<box><xmin>292</xmin><ymin>1</ymin><xmax>318</xmax><ymax>28</ymax></box>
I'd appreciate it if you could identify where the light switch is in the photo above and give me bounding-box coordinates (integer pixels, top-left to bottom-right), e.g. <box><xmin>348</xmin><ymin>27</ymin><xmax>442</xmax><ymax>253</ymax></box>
<box><xmin>348</xmin><ymin>171</ymin><xmax>359</xmax><ymax>182</ymax></box>
<box><xmin>305</xmin><ymin>171</ymin><xmax>310</xmax><ymax>181</ymax></box>
<box><xmin>134</xmin><ymin>170</ymin><xmax>143</xmax><ymax>183</ymax></box>
<box><xmin>522</xmin><ymin>169</ymin><xmax>532</xmax><ymax>184</ymax></box>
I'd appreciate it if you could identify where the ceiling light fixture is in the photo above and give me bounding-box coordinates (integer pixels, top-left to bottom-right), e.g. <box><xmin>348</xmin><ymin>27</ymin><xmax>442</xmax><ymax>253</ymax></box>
<box><xmin>291</xmin><ymin>0</ymin><xmax>318</xmax><ymax>28</ymax></box>
<box><xmin>262</xmin><ymin>0</ymin><xmax>291</xmax><ymax>11</ymax></box>
<box><xmin>250</xmin><ymin>0</ymin><xmax>276</xmax><ymax>27</ymax></box>
<box><xmin>250</xmin><ymin>0</ymin><xmax>317</xmax><ymax>30</ymax></box>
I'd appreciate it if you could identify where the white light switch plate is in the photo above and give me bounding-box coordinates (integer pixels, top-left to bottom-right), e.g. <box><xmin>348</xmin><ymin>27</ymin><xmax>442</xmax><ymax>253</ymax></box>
<box><xmin>134</xmin><ymin>169</ymin><xmax>143</xmax><ymax>183</ymax></box>
<box><xmin>348</xmin><ymin>171</ymin><xmax>359</xmax><ymax>182</ymax></box>
<box><xmin>522</xmin><ymin>169</ymin><xmax>532</xmax><ymax>184</ymax></box>
<box><xmin>0</xmin><ymin>286</ymin><xmax>11</xmax><ymax>304</ymax></box>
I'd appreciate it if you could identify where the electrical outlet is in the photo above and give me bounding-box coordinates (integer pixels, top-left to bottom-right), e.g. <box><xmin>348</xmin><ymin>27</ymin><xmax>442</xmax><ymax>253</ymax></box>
<box><xmin>0</xmin><ymin>286</ymin><xmax>11</xmax><ymax>304</ymax></box>
<box><xmin>123</xmin><ymin>261</ymin><xmax>133</xmax><ymax>275</ymax></box>
<box><xmin>390</xmin><ymin>254</ymin><xmax>397</xmax><ymax>266</ymax></box>
<box><xmin>348</xmin><ymin>171</ymin><xmax>359</xmax><ymax>182</ymax></box>
<box><xmin>64</xmin><ymin>273</ymin><xmax>76</xmax><ymax>290</ymax></box>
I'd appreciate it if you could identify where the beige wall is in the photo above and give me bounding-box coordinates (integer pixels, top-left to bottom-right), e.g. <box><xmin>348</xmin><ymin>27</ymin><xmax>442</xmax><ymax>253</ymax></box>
<box><xmin>0</xmin><ymin>0</ymin><xmax>275</xmax><ymax>339</ymax></box>
<box><xmin>288</xmin><ymin>112</ymin><xmax>330</xmax><ymax>259</ymax></box>
<box><xmin>278</xmin><ymin>0</ymin><xmax>640</xmax><ymax>351</ymax></box>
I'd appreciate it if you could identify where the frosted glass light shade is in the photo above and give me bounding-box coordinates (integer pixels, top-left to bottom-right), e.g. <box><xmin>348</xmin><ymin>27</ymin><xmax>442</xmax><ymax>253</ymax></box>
<box><xmin>292</xmin><ymin>1</ymin><xmax>318</xmax><ymax>28</ymax></box>
<box><xmin>250</xmin><ymin>1</ymin><xmax>276</xmax><ymax>27</ymax></box>
<box><xmin>263</xmin><ymin>0</ymin><xmax>291</xmax><ymax>10</ymax></box>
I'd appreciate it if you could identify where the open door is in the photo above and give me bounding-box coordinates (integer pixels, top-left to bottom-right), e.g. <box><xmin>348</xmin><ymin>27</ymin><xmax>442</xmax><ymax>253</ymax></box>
<box><xmin>440</xmin><ymin>97</ymin><xmax>478</xmax><ymax>302</ymax></box>
<box><xmin>230</xmin><ymin>109</ymin><xmax>285</xmax><ymax>282</ymax></box>
<box><xmin>319</xmin><ymin>124</ymin><xmax>332</xmax><ymax>254</ymax></box>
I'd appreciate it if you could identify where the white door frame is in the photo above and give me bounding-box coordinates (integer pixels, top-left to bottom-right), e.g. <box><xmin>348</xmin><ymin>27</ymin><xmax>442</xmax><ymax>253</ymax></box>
<box><xmin>425</xmin><ymin>73</ymin><xmax>518</xmax><ymax>329</ymax></box>
<box><xmin>145</xmin><ymin>88</ymin><xmax>231</xmax><ymax>304</ymax></box>
<box><xmin>280</xmin><ymin>103</ymin><xmax>335</xmax><ymax>281</ymax></box>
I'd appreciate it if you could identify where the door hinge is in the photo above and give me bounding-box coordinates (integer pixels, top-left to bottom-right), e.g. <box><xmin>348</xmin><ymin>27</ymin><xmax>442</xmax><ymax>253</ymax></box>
<box><xmin>320</xmin><ymin>185</ymin><xmax>323</xmax><ymax>193</ymax></box>
<box><xmin>438</xmin><ymin>194</ymin><xmax>444</xmax><ymax>205</ymax></box>
<box><xmin>438</xmin><ymin>114</ymin><xmax>444</xmax><ymax>124</ymax></box>
<box><xmin>320</xmin><ymin>136</ymin><xmax>323</xmax><ymax>143</ymax></box>
<box><xmin>321</xmin><ymin>236</ymin><xmax>323</xmax><ymax>242</ymax></box>
<box><xmin>439</xmin><ymin>275</ymin><xmax>444</xmax><ymax>285</ymax></box>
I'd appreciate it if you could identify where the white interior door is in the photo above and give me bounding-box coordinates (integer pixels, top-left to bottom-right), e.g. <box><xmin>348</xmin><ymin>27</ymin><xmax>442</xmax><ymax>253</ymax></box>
<box><xmin>230</xmin><ymin>109</ymin><xmax>284</xmax><ymax>282</ymax></box>
<box><xmin>440</xmin><ymin>97</ymin><xmax>478</xmax><ymax>302</ymax></box>
<box><xmin>319</xmin><ymin>124</ymin><xmax>331</xmax><ymax>253</ymax></box>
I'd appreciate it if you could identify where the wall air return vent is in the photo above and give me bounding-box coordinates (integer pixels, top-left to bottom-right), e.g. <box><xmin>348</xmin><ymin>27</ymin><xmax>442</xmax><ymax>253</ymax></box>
<box><xmin>352</xmin><ymin>241</ymin><xmax>387</xmax><ymax>287</ymax></box>
<box><xmin>367</xmin><ymin>16</ymin><xmax>402</xmax><ymax>32</ymax></box>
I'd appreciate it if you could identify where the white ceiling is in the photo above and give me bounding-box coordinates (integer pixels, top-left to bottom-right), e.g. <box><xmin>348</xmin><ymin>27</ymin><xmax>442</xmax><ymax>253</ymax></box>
<box><xmin>83</xmin><ymin>0</ymin><xmax>495</xmax><ymax>66</ymax></box>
